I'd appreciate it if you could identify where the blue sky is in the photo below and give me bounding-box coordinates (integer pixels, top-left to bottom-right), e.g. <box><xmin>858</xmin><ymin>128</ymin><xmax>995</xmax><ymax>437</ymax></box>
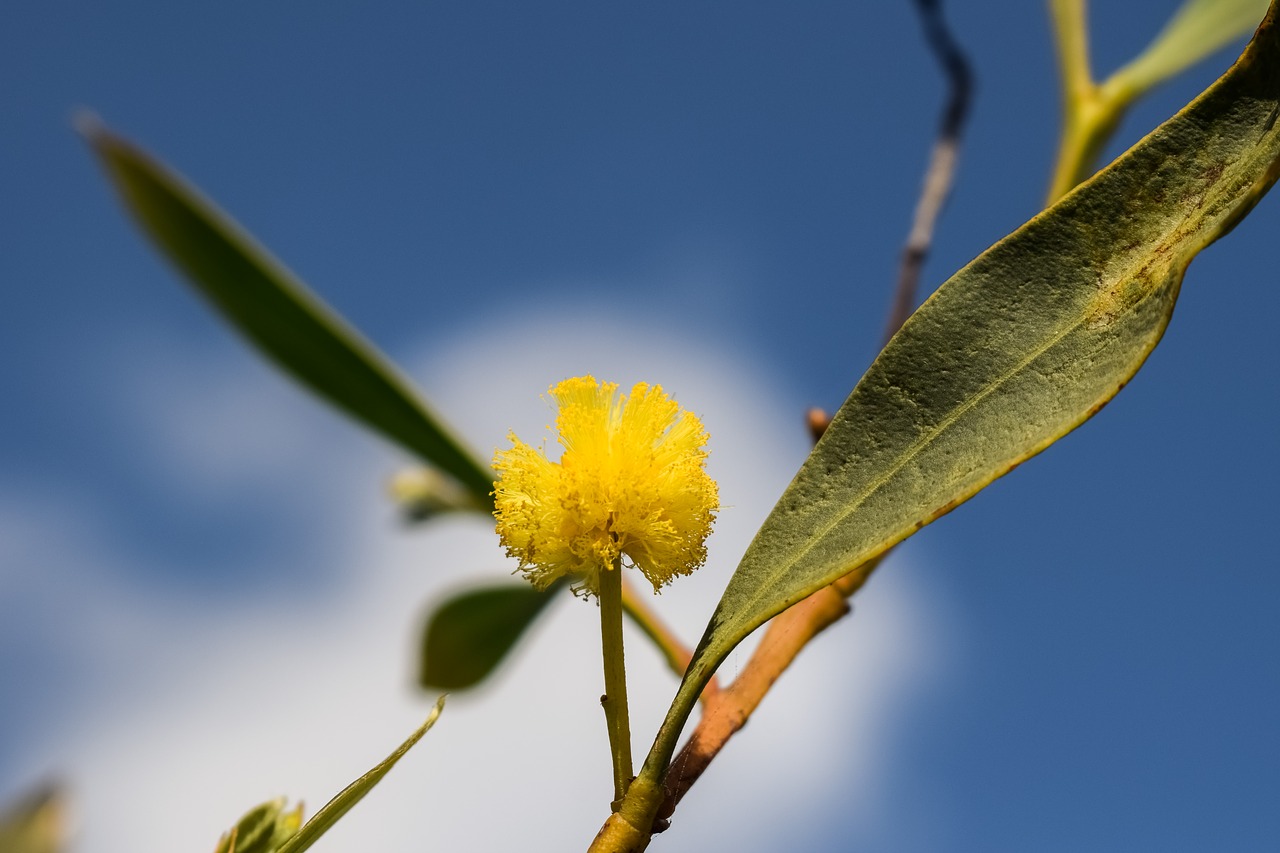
<box><xmin>3</xmin><ymin>2</ymin><xmax>1278</xmax><ymax>851</ymax></box>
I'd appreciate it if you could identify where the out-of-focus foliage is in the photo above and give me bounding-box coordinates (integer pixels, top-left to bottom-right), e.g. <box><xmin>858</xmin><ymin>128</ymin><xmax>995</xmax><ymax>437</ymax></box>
<box><xmin>1111</xmin><ymin>0</ymin><xmax>1270</xmax><ymax>96</ymax></box>
<box><xmin>1047</xmin><ymin>0</ymin><xmax>1269</xmax><ymax>199</ymax></box>
<box><xmin>0</xmin><ymin>785</ymin><xmax>65</xmax><ymax>853</ymax></box>
<box><xmin>214</xmin><ymin>799</ymin><xmax>303</xmax><ymax>853</ymax></box>
<box><xmin>211</xmin><ymin>698</ymin><xmax>445</xmax><ymax>853</ymax></box>
<box><xmin>80</xmin><ymin>119</ymin><xmax>494</xmax><ymax>509</ymax></box>
<box><xmin>419</xmin><ymin>582</ymin><xmax>561</xmax><ymax>690</ymax></box>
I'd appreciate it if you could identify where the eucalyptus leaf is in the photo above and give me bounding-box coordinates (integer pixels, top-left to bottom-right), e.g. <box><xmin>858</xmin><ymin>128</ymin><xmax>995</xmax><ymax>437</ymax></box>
<box><xmin>419</xmin><ymin>580</ymin><xmax>562</xmax><ymax>690</ymax></box>
<box><xmin>275</xmin><ymin>696</ymin><xmax>445</xmax><ymax>853</ymax></box>
<box><xmin>1110</xmin><ymin>0</ymin><xmax>1269</xmax><ymax>97</ymax></box>
<box><xmin>0</xmin><ymin>784</ymin><xmax>64</xmax><ymax>853</ymax></box>
<box><xmin>81</xmin><ymin>121</ymin><xmax>494</xmax><ymax>508</ymax></box>
<box><xmin>642</xmin><ymin>1</ymin><xmax>1280</xmax><ymax>784</ymax></box>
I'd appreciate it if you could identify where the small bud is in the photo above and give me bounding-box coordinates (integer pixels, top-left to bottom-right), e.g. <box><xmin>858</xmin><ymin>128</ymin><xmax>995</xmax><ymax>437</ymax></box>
<box><xmin>806</xmin><ymin>407</ymin><xmax>831</xmax><ymax>443</ymax></box>
<box><xmin>389</xmin><ymin>467</ymin><xmax>477</xmax><ymax>522</ymax></box>
<box><xmin>213</xmin><ymin>798</ymin><xmax>303</xmax><ymax>853</ymax></box>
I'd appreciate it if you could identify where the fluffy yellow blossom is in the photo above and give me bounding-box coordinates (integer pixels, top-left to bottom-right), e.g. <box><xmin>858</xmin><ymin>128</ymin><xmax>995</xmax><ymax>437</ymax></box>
<box><xmin>493</xmin><ymin>375</ymin><xmax>718</xmax><ymax>595</ymax></box>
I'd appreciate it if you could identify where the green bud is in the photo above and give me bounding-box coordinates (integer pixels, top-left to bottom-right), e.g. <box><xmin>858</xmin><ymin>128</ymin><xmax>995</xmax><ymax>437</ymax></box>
<box><xmin>213</xmin><ymin>798</ymin><xmax>303</xmax><ymax>853</ymax></box>
<box><xmin>389</xmin><ymin>467</ymin><xmax>484</xmax><ymax>521</ymax></box>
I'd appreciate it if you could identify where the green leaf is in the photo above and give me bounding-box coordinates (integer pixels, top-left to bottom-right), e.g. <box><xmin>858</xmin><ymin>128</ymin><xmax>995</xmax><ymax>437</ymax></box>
<box><xmin>80</xmin><ymin>120</ymin><xmax>494</xmax><ymax>509</ymax></box>
<box><xmin>642</xmin><ymin>1</ymin><xmax>1280</xmax><ymax>784</ymax></box>
<box><xmin>0</xmin><ymin>784</ymin><xmax>65</xmax><ymax>853</ymax></box>
<box><xmin>275</xmin><ymin>697</ymin><xmax>446</xmax><ymax>853</ymax></box>
<box><xmin>1110</xmin><ymin>0</ymin><xmax>1269</xmax><ymax>98</ymax></box>
<box><xmin>419</xmin><ymin>580</ymin><xmax>562</xmax><ymax>690</ymax></box>
<box><xmin>214</xmin><ymin>799</ymin><xmax>303</xmax><ymax>853</ymax></box>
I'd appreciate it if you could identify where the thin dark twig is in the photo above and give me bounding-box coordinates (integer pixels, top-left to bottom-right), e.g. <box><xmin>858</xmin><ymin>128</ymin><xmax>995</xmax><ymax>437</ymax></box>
<box><xmin>653</xmin><ymin>0</ymin><xmax>977</xmax><ymax>829</ymax></box>
<box><xmin>883</xmin><ymin>0</ymin><xmax>975</xmax><ymax>345</ymax></box>
<box><xmin>813</xmin><ymin>1</ymin><xmax>973</xmax><ymax>444</ymax></box>
<box><xmin>589</xmin><ymin>7</ymin><xmax>979</xmax><ymax>846</ymax></box>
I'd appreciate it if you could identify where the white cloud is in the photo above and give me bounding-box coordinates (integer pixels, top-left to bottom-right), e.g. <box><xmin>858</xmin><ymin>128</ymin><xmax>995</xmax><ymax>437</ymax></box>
<box><xmin>2</xmin><ymin>306</ymin><xmax>947</xmax><ymax>851</ymax></box>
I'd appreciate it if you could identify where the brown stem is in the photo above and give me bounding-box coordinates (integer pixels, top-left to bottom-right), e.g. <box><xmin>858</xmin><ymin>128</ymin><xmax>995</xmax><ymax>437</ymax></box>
<box><xmin>621</xmin><ymin>576</ymin><xmax>721</xmax><ymax>703</ymax></box>
<box><xmin>592</xmin><ymin>5</ymin><xmax>973</xmax><ymax>843</ymax></box>
<box><xmin>716</xmin><ymin>85</ymin><xmax>960</xmax><ymax>838</ymax></box>
<box><xmin>655</xmin><ymin>557</ymin><xmax>881</xmax><ymax>821</ymax></box>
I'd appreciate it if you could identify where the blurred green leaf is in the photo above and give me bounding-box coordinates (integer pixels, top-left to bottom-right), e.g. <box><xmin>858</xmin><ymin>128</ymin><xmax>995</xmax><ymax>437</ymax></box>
<box><xmin>1111</xmin><ymin>0</ymin><xmax>1269</xmax><ymax>97</ymax></box>
<box><xmin>275</xmin><ymin>696</ymin><xmax>445</xmax><ymax>853</ymax></box>
<box><xmin>420</xmin><ymin>580</ymin><xmax>562</xmax><ymax>690</ymax></box>
<box><xmin>643</xmin><ymin>2</ymin><xmax>1280</xmax><ymax>783</ymax></box>
<box><xmin>0</xmin><ymin>784</ymin><xmax>65</xmax><ymax>853</ymax></box>
<box><xmin>81</xmin><ymin>121</ymin><xmax>494</xmax><ymax>509</ymax></box>
<box><xmin>1048</xmin><ymin>0</ymin><xmax>1270</xmax><ymax>202</ymax></box>
<box><xmin>214</xmin><ymin>798</ymin><xmax>303</xmax><ymax>853</ymax></box>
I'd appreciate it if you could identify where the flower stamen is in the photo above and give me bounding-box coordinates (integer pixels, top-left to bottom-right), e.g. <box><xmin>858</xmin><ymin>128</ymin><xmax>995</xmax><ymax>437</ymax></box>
<box><xmin>493</xmin><ymin>376</ymin><xmax>718</xmax><ymax>597</ymax></box>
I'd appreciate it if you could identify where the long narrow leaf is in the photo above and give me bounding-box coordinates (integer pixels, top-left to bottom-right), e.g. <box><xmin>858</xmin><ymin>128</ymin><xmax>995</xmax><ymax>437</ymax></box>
<box><xmin>1110</xmin><ymin>0</ymin><xmax>1269</xmax><ymax>97</ymax></box>
<box><xmin>82</xmin><ymin>121</ymin><xmax>494</xmax><ymax>507</ymax></box>
<box><xmin>643</xmin><ymin>1</ymin><xmax>1280</xmax><ymax>783</ymax></box>
<box><xmin>275</xmin><ymin>697</ymin><xmax>445</xmax><ymax>853</ymax></box>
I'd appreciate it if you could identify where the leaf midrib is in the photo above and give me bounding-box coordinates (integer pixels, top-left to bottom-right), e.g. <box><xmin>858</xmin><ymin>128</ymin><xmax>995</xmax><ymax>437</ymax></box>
<box><xmin>717</xmin><ymin>244</ymin><xmax>1190</xmax><ymax>647</ymax></box>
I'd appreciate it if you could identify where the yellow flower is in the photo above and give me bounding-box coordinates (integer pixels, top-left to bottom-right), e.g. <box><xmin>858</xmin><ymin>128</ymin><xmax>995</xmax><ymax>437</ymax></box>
<box><xmin>493</xmin><ymin>375</ymin><xmax>718</xmax><ymax>595</ymax></box>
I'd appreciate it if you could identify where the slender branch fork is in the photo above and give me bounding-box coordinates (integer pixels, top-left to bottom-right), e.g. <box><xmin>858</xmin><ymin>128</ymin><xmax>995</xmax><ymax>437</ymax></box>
<box><xmin>611</xmin><ymin>1</ymin><xmax>975</xmax><ymax>840</ymax></box>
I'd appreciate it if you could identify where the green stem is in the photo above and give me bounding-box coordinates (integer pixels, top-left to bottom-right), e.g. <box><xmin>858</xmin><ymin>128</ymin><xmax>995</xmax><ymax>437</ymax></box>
<box><xmin>1047</xmin><ymin>0</ymin><xmax>1097</xmax><ymax>202</ymax></box>
<box><xmin>599</xmin><ymin>557</ymin><xmax>633</xmax><ymax>804</ymax></box>
<box><xmin>1045</xmin><ymin>0</ymin><xmax>1135</xmax><ymax>204</ymax></box>
<box><xmin>1049</xmin><ymin>0</ymin><xmax>1092</xmax><ymax>103</ymax></box>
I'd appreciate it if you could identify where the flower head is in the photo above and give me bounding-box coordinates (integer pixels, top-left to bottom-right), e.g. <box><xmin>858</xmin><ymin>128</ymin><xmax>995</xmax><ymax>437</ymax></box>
<box><xmin>493</xmin><ymin>375</ymin><xmax>718</xmax><ymax>595</ymax></box>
